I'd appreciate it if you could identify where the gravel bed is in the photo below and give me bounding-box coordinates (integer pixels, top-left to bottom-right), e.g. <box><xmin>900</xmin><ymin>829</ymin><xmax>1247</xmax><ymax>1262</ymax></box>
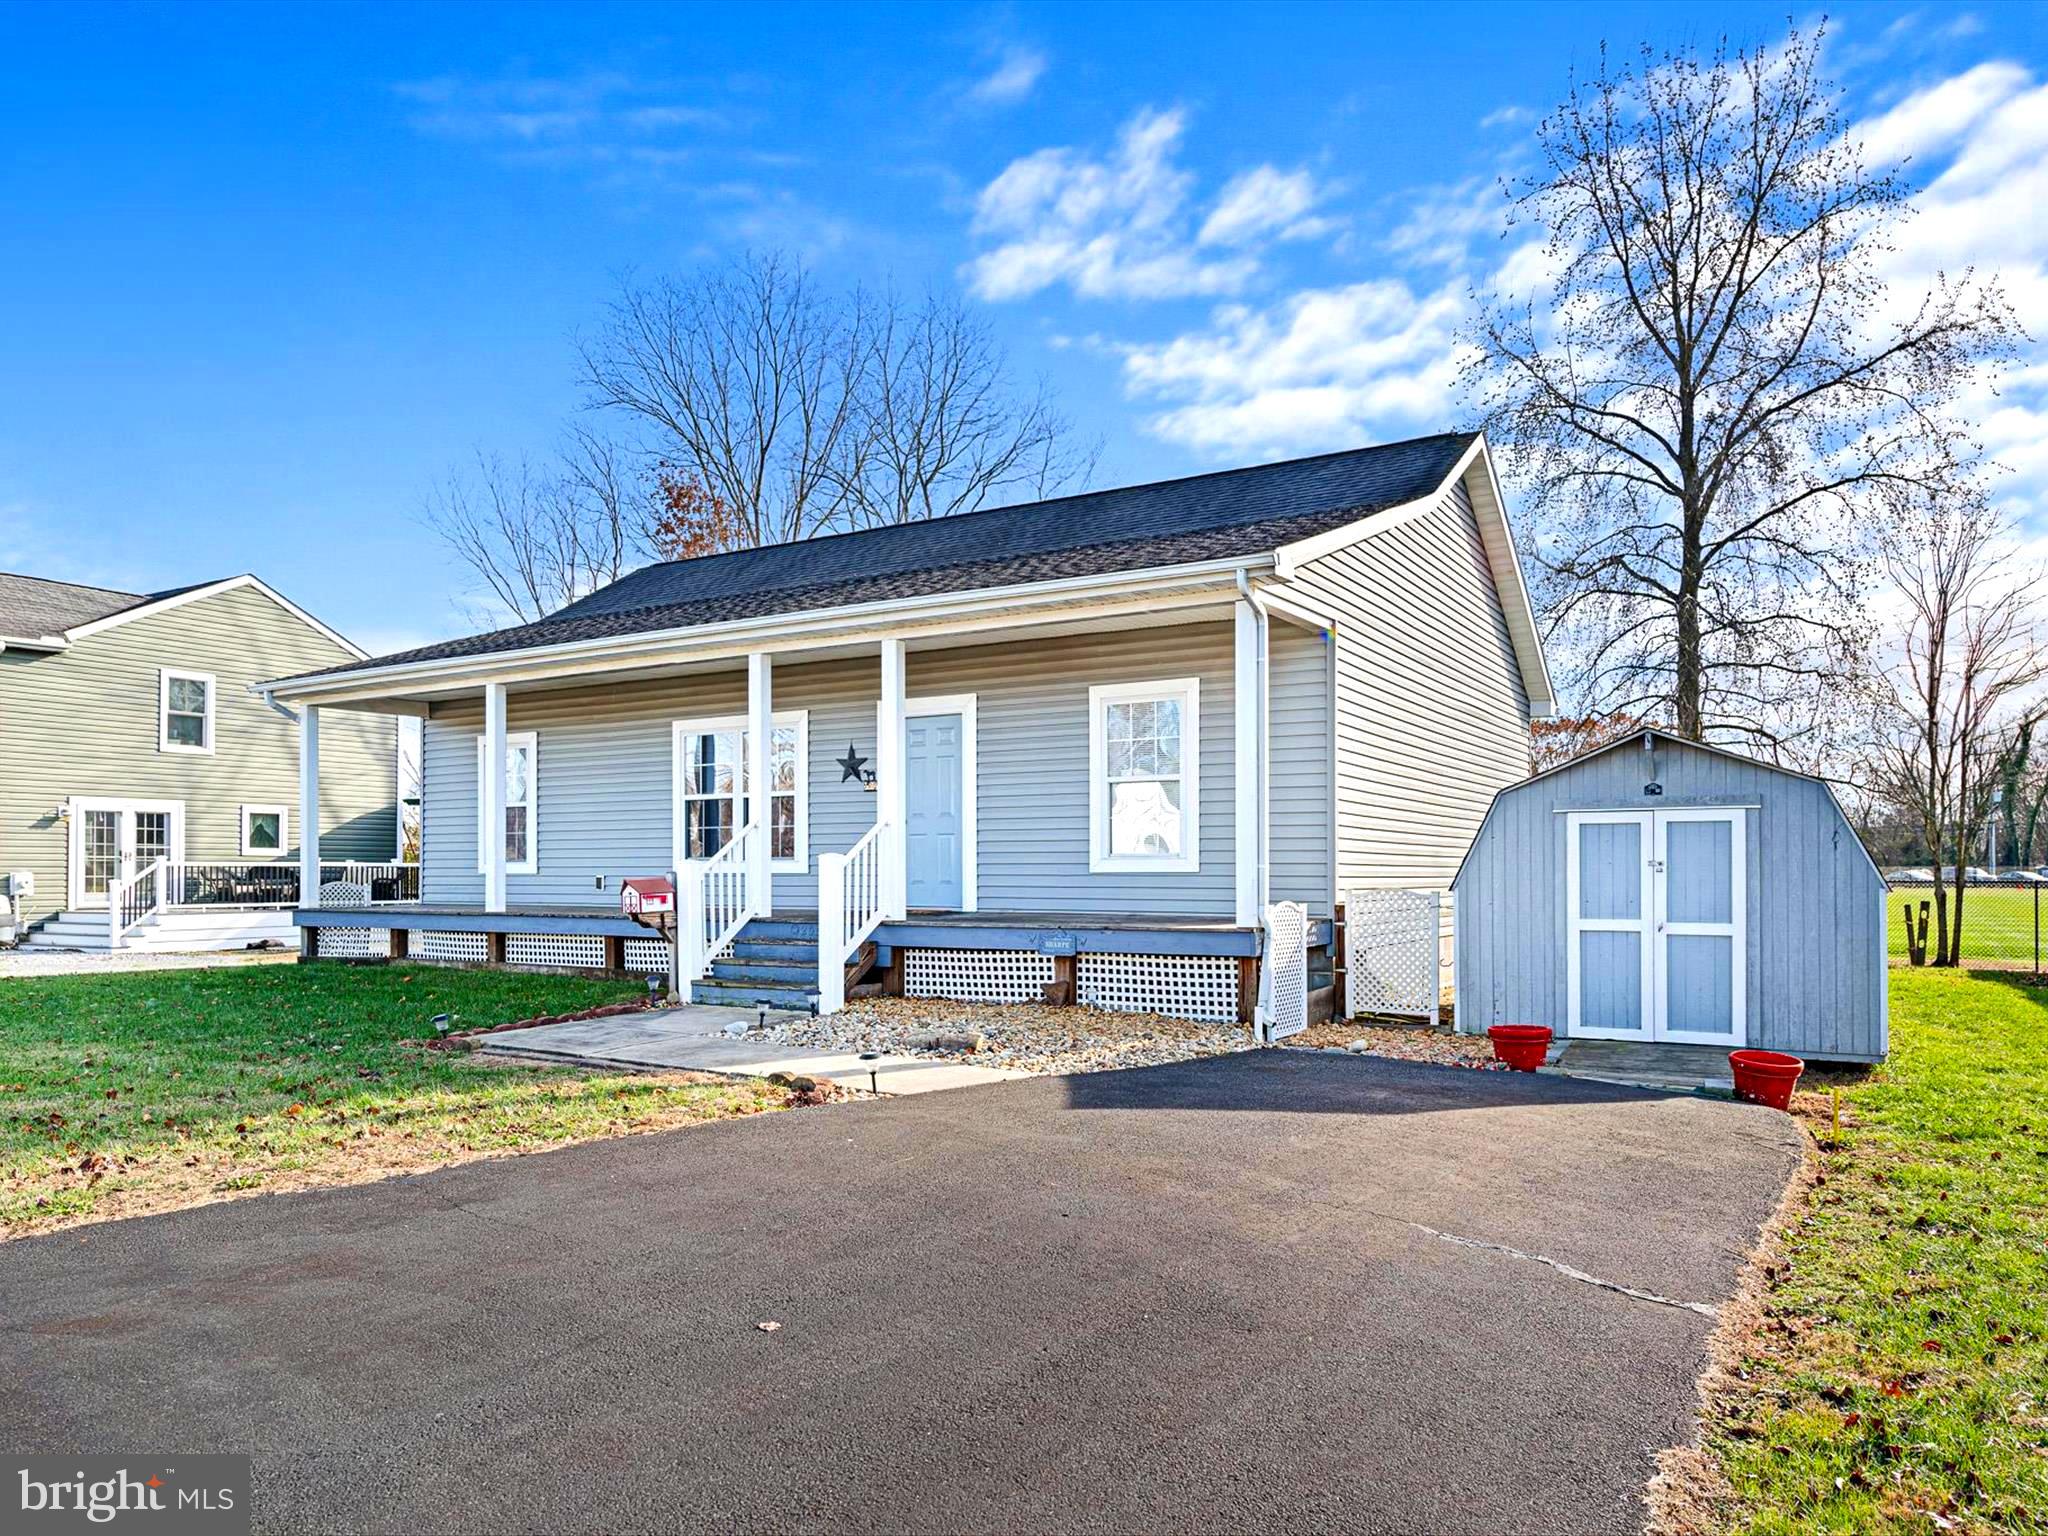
<box><xmin>1281</xmin><ymin>1021</ymin><xmax>1507</xmax><ymax>1070</ymax></box>
<box><xmin>0</xmin><ymin>948</ymin><xmax>299</xmax><ymax>979</ymax></box>
<box><xmin>757</xmin><ymin>996</ymin><xmax>1251</xmax><ymax>1076</ymax></box>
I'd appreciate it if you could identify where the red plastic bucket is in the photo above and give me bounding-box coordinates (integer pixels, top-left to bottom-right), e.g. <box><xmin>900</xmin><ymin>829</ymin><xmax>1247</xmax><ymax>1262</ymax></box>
<box><xmin>1487</xmin><ymin>1024</ymin><xmax>1553</xmax><ymax>1072</ymax></box>
<box><xmin>1729</xmin><ymin>1049</ymin><xmax>1804</xmax><ymax>1111</ymax></box>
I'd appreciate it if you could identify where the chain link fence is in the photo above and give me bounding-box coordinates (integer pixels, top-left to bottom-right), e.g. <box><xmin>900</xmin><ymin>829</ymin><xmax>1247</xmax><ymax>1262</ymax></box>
<box><xmin>1888</xmin><ymin>873</ymin><xmax>2045</xmax><ymax>972</ymax></box>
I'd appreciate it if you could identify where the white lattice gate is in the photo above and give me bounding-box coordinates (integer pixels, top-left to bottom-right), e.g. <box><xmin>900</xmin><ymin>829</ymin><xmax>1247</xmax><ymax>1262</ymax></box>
<box><xmin>1259</xmin><ymin>901</ymin><xmax>1310</xmax><ymax>1043</ymax></box>
<box><xmin>1344</xmin><ymin>889</ymin><xmax>1442</xmax><ymax>1026</ymax></box>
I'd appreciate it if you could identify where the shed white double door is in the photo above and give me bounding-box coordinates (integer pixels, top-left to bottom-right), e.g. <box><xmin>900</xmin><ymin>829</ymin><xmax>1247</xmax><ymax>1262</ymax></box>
<box><xmin>1566</xmin><ymin>809</ymin><xmax>1746</xmax><ymax>1046</ymax></box>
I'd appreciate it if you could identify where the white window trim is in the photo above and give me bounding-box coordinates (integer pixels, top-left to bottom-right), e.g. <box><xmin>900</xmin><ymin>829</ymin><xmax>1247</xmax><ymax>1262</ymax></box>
<box><xmin>1088</xmin><ymin>677</ymin><xmax>1201</xmax><ymax>875</ymax></box>
<box><xmin>671</xmin><ymin>711</ymin><xmax>810</xmax><ymax>873</ymax></box>
<box><xmin>476</xmin><ymin>730</ymin><xmax>539</xmax><ymax>876</ymax></box>
<box><xmin>240</xmin><ymin>804</ymin><xmax>290</xmax><ymax>858</ymax></box>
<box><xmin>158</xmin><ymin>668</ymin><xmax>216</xmax><ymax>755</ymax></box>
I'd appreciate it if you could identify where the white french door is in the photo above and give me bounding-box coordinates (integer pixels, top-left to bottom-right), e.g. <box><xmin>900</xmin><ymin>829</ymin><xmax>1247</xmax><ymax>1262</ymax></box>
<box><xmin>1566</xmin><ymin>808</ymin><xmax>1745</xmax><ymax>1045</ymax></box>
<box><xmin>68</xmin><ymin>798</ymin><xmax>186</xmax><ymax>909</ymax></box>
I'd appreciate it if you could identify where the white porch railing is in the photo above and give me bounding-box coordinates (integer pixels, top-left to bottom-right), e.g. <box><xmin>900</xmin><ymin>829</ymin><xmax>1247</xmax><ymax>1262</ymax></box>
<box><xmin>108</xmin><ymin>859</ymin><xmax>168</xmax><ymax>951</ymax></box>
<box><xmin>678</xmin><ymin>824</ymin><xmax>761</xmax><ymax>1000</ymax></box>
<box><xmin>163</xmin><ymin>861</ymin><xmax>420</xmax><ymax>909</ymax></box>
<box><xmin>816</xmin><ymin>820</ymin><xmax>893</xmax><ymax>1015</ymax></box>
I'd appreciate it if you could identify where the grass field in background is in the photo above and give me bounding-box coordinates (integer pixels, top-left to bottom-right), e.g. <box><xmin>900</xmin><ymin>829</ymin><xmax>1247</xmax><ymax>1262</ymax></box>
<box><xmin>0</xmin><ymin>963</ymin><xmax>782</xmax><ymax>1234</ymax></box>
<box><xmin>1708</xmin><ymin>969</ymin><xmax>2048</xmax><ymax>1532</ymax></box>
<box><xmin>1885</xmin><ymin>884</ymin><xmax>2044</xmax><ymax>970</ymax></box>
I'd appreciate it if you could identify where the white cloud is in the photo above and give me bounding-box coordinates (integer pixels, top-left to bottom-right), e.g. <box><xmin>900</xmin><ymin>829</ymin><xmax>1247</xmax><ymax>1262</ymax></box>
<box><xmin>1119</xmin><ymin>280</ymin><xmax>1470</xmax><ymax>458</ymax></box>
<box><xmin>1198</xmin><ymin>166</ymin><xmax>1335</xmax><ymax>247</ymax></box>
<box><xmin>1383</xmin><ymin>176</ymin><xmax>1504</xmax><ymax>267</ymax></box>
<box><xmin>1479</xmin><ymin>104</ymin><xmax>1534</xmax><ymax>130</ymax></box>
<box><xmin>964</xmin><ymin>108</ymin><xmax>1343</xmax><ymax>302</ymax></box>
<box><xmin>965</xmin><ymin>44</ymin><xmax>1048</xmax><ymax>107</ymax></box>
<box><xmin>394</xmin><ymin>70</ymin><xmax>732</xmax><ymax>150</ymax></box>
<box><xmin>1854</xmin><ymin>60</ymin><xmax>2029</xmax><ymax>168</ymax></box>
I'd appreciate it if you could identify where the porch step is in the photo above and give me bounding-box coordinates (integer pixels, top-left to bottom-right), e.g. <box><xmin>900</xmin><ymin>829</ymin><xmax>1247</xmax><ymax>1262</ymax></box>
<box><xmin>728</xmin><ymin>938</ymin><xmax>819</xmax><ymax>963</ymax></box>
<box><xmin>691</xmin><ymin>978</ymin><xmax>816</xmax><ymax>1010</ymax></box>
<box><xmin>739</xmin><ymin>917</ymin><xmax>818</xmax><ymax>942</ymax></box>
<box><xmin>708</xmin><ymin>959</ymin><xmax>816</xmax><ymax>985</ymax></box>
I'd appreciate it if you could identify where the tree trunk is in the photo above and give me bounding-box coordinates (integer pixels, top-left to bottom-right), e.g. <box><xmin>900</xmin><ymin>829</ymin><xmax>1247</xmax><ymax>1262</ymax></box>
<box><xmin>1674</xmin><ymin>535</ymin><xmax>1705</xmax><ymax>740</ymax></box>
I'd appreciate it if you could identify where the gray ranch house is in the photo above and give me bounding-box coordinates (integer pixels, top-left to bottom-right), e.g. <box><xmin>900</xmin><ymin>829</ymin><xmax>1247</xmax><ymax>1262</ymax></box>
<box><xmin>263</xmin><ymin>432</ymin><xmax>1553</xmax><ymax>1025</ymax></box>
<box><xmin>0</xmin><ymin>572</ymin><xmax>403</xmax><ymax>952</ymax></box>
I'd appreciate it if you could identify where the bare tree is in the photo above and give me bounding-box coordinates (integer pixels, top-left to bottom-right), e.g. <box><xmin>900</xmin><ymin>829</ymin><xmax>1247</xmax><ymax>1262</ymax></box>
<box><xmin>831</xmin><ymin>289</ymin><xmax>1096</xmax><ymax>528</ymax></box>
<box><xmin>1870</xmin><ymin>497</ymin><xmax>2047</xmax><ymax>965</ymax></box>
<box><xmin>1467</xmin><ymin>25</ymin><xmax>2018</xmax><ymax>757</ymax></box>
<box><xmin>578</xmin><ymin>252</ymin><xmax>868</xmax><ymax>547</ymax></box>
<box><xmin>579</xmin><ymin>254</ymin><xmax>1094</xmax><ymax>547</ymax></box>
<box><xmin>423</xmin><ymin>430</ymin><xmax>646</xmax><ymax>625</ymax></box>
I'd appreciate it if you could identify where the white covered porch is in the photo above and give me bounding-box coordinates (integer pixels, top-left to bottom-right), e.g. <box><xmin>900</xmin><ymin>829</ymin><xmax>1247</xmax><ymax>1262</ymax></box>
<box><xmin>280</xmin><ymin>569</ymin><xmax>1336</xmax><ymax>1017</ymax></box>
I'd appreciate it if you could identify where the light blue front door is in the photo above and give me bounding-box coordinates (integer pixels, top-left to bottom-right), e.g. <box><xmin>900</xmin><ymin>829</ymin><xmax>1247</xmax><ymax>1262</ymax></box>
<box><xmin>905</xmin><ymin>713</ymin><xmax>964</xmax><ymax>910</ymax></box>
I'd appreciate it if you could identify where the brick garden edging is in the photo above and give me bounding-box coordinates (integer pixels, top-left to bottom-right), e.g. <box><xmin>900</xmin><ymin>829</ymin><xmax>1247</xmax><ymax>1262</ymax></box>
<box><xmin>427</xmin><ymin>999</ymin><xmax>659</xmax><ymax>1048</ymax></box>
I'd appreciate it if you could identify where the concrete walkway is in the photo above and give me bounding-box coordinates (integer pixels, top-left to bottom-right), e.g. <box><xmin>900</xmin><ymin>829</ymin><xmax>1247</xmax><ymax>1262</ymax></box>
<box><xmin>478</xmin><ymin>1004</ymin><xmax>1029</xmax><ymax>1095</ymax></box>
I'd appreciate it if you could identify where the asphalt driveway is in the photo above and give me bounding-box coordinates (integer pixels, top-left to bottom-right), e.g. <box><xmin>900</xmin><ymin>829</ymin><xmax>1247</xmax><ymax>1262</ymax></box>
<box><xmin>1</xmin><ymin>1052</ymin><xmax>1802</xmax><ymax>1535</ymax></box>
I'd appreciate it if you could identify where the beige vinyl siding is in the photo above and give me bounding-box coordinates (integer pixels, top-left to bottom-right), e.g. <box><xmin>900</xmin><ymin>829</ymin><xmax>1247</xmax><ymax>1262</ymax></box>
<box><xmin>422</xmin><ymin>620</ymin><xmax>1265</xmax><ymax>918</ymax></box>
<box><xmin>0</xmin><ymin>584</ymin><xmax>396</xmax><ymax>927</ymax></box>
<box><xmin>1272</xmin><ymin>478</ymin><xmax>1532</xmax><ymax>894</ymax></box>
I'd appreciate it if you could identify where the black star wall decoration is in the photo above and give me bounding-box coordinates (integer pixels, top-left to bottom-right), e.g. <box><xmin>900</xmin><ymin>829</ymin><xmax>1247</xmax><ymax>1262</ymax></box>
<box><xmin>836</xmin><ymin>744</ymin><xmax>871</xmax><ymax>784</ymax></box>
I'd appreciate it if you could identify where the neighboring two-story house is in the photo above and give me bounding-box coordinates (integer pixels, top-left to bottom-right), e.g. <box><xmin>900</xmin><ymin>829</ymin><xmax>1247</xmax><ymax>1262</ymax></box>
<box><xmin>0</xmin><ymin>572</ymin><xmax>402</xmax><ymax>951</ymax></box>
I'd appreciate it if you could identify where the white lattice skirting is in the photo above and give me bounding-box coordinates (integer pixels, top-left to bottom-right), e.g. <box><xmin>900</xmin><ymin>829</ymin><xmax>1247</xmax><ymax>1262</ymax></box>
<box><xmin>316</xmin><ymin>926</ymin><xmax>390</xmax><ymax>959</ymax></box>
<box><xmin>623</xmin><ymin>937</ymin><xmax>670</xmax><ymax>972</ymax></box>
<box><xmin>502</xmin><ymin>933</ymin><xmax>606</xmax><ymax>970</ymax></box>
<box><xmin>1077</xmin><ymin>953</ymin><xmax>1238</xmax><ymax>1024</ymax></box>
<box><xmin>904</xmin><ymin>948</ymin><xmax>1054</xmax><ymax>1004</ymax></box>
<box><xmin>413</xmin><ymin>931</ymin><xmax>489</xmax><ymax>963</ymax></box>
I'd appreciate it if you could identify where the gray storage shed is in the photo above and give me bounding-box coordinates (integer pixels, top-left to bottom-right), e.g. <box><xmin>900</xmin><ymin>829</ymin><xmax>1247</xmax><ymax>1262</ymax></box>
<box><xmin>1452</xmin><ymin>731</ymin><xmax>1887</xmax><ymax>1062</ymax></box>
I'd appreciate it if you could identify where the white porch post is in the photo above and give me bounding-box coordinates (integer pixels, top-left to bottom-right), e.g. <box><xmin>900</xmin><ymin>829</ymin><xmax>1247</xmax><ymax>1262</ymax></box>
<box><xmin>747</xmin><ymin>652</ymin><xmax>772</xmax><ymax>918</ymax></box>
<box><xmin>300</xmin><ymin>704</ymin><xmax>322</xmax><ymax>910</ymax></box>
<box><xmin>878</xmin><ymin>637</ymin><xmax>907</xmax><ymax>920</ymax></box>
<box><xmin>482</xmin><ymin>681</ymin><xmax>507</xmax><ymax>915</ymax></box>
<box><xmin>1233</xmin><ymin>598</ymin><xmax>1264</xmax><ymax>928</ymax></box>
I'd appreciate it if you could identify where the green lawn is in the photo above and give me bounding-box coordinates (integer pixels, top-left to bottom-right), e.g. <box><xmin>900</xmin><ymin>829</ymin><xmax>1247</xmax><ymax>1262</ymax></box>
<box><xmin>0</xmin><ymin>962</ymin><xmax>784</xmax><ymax>1235</ymax></box>
<box><xmin>1706</xmin><ymin>968</ymin><xmax>2048</xmax><ymax>1533</ymax></box>
<box><xmin>1887</xmin><ymin>884</ymin><xmax>2045</xmax><ymax>970</ymax></box>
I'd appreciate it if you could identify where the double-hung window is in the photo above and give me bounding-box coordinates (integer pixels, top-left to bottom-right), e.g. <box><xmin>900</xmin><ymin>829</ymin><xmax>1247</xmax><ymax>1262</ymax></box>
<box><xmin>1088</xmin><ymin>678</ymin><xmax>1200</xmax><ymax>873</ymax></box>
<box><xmin>159</xmin><ymin>668</ymin><xmax>215</xmax><ymax>753</ymax></box>
<box><xmin>476</xmin><ymin>731</ymin><xmax>538</xmax><ymax>875</ymax></box>
<box><xmin>672</xmin><ymin>713</ymin><xmax>808</xmax><ymax>870</ymax></box>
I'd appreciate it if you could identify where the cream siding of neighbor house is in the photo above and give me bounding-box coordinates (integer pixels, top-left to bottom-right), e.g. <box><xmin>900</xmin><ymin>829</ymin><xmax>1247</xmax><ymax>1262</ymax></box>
<box><xmin>421</xmin><ymin>618</ymin><xmax>1338</xmax><ymax>919</ymax></box>
<box><xmin>0</xmin><ymin>583</ymin><xmax>397</xmax><ymax>927</ymax></box>
<box><xmin>1270</xmin><ymin>478</ymin><xmax>1533</xmax><ymax>895</ymax></box>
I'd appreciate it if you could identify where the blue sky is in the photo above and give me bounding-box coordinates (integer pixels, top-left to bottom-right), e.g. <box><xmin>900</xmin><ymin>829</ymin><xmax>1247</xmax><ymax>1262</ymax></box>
<box><xmin>3</xmin><ymin>1</ymin><xmax>2044</xmax><ymax>655</ymax></box>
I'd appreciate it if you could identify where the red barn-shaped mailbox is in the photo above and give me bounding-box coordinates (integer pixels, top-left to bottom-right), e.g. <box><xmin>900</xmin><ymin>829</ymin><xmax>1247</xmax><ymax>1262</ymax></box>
<box><xmin>620</xmin><ymin>876</ymin><xmax>674</xmax><ymax>920</ymax></box>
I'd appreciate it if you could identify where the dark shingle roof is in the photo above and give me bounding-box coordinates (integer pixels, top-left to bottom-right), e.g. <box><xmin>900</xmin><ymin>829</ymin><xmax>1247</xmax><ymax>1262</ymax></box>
<box><xmin>307</xmin><ymin>432</ymin><xmax>1475</xmax><ymax>679</ymax></box>
<box><xmin>0</xmin><ymin>573</ymin><xmax>148</xmax><ymax>638</ymax></box>
<box><xmin>0</xmin><ymin>573</ymin><xmax>227</xmax><ymax>642</ymax></box>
